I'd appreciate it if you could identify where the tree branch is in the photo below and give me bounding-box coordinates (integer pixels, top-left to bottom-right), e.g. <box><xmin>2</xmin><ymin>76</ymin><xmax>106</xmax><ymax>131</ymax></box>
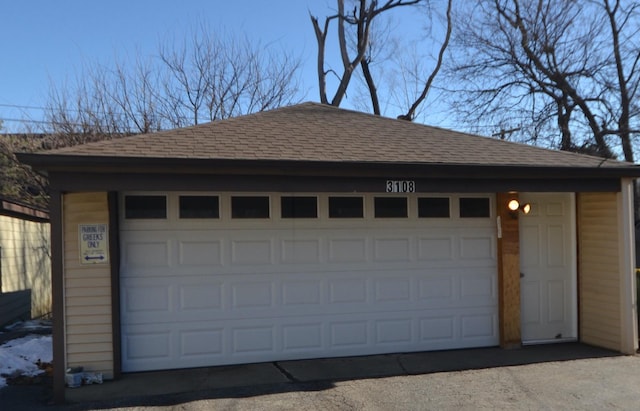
<box><xmin>399</xmin><ymin>0</ymin><xmax>452</xmax><ymax>121</ymax></box>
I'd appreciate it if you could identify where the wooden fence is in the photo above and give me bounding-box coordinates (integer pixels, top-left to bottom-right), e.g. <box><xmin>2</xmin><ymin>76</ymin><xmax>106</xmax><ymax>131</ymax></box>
<box><xmin>0</xmin><ymin>289</ymin><xmax>32</xmax><ymax>327</ymax></box>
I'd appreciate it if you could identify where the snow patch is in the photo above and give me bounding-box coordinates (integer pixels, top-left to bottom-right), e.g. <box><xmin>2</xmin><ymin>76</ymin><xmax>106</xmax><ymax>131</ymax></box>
<box><xmin>0</xmin><ymin>335</ymin><xmax>52</xmax><ymax>388</ymax></box>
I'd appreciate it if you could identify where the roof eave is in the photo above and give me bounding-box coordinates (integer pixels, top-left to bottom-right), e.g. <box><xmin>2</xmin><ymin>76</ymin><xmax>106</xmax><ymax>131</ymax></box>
<box><xmin>16</xmin><ymin>152</ymin><xmax>640</xmax><ymax>179</ymax></box>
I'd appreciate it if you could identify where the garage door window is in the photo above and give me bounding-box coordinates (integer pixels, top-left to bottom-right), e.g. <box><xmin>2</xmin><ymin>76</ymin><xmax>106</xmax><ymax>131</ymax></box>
<box><xmin>124</xmin><ymin>195</ymin><xmax>167</xmax><ymax>219</ymax></box>
<box><xmin>179</xmin><ymin>196</ymin><xmax>219</xmax><ymax>219</ymax></box>
<box><xmin>459</xmin><ymin>197</ymin><xmax>491</xmax><ymax>218</ymax></box>
<box><xmin>281</xmin><ymin>196</ymin><xmax>317</xmax><ymax>218</ymax></box>
<box><xmin>232</xmin><ymin>196</ymin><xmax>270</xmax><ymax>218</ymax></box>
<box><xmin>374</xmin><ymin>197</ymin><xmax>407</xmax><ymax>218</ymax></box>
<box><xmin>418</xmin><ymin>197</ymin><xmax>450</xmax><ymax>218</ymax></box>
<box><xmin>328</xmin><ymin>196</ymin><xmax>364</xmax><ymax>218</ymax></box>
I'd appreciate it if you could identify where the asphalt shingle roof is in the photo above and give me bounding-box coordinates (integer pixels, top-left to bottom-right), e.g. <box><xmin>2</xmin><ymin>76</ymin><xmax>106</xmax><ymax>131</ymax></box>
<box><xmin>35</xmin><ymin>102</ymin><xmax>635</xmax><ymax>169</ymax></box>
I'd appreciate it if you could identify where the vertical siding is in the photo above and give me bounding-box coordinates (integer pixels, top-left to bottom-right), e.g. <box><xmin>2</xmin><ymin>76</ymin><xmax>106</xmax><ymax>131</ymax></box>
<box><xmin>63</xmin><ymin>193</ymin><xmax>114</xmax><ymax>378</ymax></box>
<box><xmin>0</xmin><ymin>214</ymin><xmax>51</xmax><ymax>318</ymax></box>
<box><xmin>577</xmin><ymin>192</ymin><xmax>621</xmax><ymax>351</ymax></box>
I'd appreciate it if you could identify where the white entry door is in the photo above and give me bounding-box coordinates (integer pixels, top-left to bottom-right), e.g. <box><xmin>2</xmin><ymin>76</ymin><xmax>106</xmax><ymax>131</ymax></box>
<box><xmin>519</xmin><ymin>193</ymin><xmax>577</xmax><ymax>343</ymax></box>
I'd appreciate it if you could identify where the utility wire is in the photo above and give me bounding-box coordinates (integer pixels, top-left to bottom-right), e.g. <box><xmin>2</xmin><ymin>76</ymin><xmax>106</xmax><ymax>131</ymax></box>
<box><xmin>0</xmin><ymin>103</ymin><xmax>48</xmax><ymax>111</ymax></box>
<box><xmin>0</xmin><ymin>102</ymin><xmax>521</xmax><ymax>134</ymax></box>
<box><xmin>0</xmin><ymin>117</ymin><xmax>90</xmax><ymax>129</ymax></box>
<box><xmin>0</xmin><ymin>117</ymin><xmax>53</xmax><ymax>125</ymax></box>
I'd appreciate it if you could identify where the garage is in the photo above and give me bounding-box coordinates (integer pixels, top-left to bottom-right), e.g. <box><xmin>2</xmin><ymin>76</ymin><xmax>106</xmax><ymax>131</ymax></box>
<box><xmin>17</xmin><ymin>102</ymin><xmax>640</xmax><ymax>403</ymax></box>
<box><xmin>120</xmin><ymin>192</ymin><xmax>498</xmax><ymax>372</ymax></box>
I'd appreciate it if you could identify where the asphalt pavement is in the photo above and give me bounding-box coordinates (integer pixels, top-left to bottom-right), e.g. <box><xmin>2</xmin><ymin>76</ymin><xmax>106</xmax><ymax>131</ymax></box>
<box><xmin>2</xmin><ymin>343</ymin><xmax>640</xmax><ymax>410</ymax></box>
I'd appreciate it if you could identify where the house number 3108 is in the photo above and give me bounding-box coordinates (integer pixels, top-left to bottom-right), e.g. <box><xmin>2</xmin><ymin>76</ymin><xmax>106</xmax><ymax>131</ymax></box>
<box><xmin>386</xmin><ymin>180</ymin><xmax>415</xmax><ymax>193</ymax></box>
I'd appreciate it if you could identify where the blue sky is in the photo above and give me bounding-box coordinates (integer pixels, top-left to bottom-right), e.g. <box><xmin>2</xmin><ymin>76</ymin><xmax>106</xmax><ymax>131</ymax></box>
<box><xmin>0</xmin><ymin>1</ymin><xmax>318</xmax><ymax>130</ymax></box>
<box><xmin>1</xmin><ymin>1</ymin><xmax>442</xmax><ymax>132</ymax></box>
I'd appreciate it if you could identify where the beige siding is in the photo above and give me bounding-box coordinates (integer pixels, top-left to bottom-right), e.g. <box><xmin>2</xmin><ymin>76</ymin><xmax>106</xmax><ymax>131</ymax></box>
<box><xmin>0</xmin><ymin>214</ymin><xmax>51</xmax><ymax>318</ymax></box>
<box><xmin>63</xmin><ymin>192</ymin><xmax>114</xmax><ymax>379</ymax></box>
<box><xmin>577</xmin><ymin>192</ymin><xmax>621</xmax><ymax>351</ymax></box>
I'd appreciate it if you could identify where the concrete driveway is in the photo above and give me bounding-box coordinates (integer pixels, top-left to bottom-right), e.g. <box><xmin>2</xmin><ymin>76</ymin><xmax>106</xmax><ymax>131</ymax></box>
<box><xmin>2</xmin><ymin>343</ymin><xmax>640</xmax><ymax>410</ymax></box>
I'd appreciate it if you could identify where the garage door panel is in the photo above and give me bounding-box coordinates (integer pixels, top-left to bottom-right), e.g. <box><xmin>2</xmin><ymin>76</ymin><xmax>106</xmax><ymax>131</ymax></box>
<box><xmin>328</xmin><ymin>238</ymin><xmax>368</xmax><ymax>263</ymax></box>
<box><xmin>231</xmin><ymin>240</ymin><xmax>274</xmax><ymax>265</ymax></box>
<box><xmin>180</xmin><ymin>329</ymin><xmax>224</xmax><ymax>359</ymax></box>
<box><xmin>373</xmin><ymin>238</ymin><xmax>412</xmax><ymax>262</ymax></box>
<box><xmin>418</xmin><ymin>237</ymin><xmax>455</xmax><ymax>261</ymax></box>
<box><xmin>419</xmin><ymin>316</ymin><xmax>455</xmax><ymax>342</ymax></box>
<box><xmin>122</xmin><ymin>309</ymin><xmax>498</xmax><ymax>371</ymax></box>
<box><xmin>461</xmin><ymin>312</ymin><xmax>498</xmax><ymax>339</ymax></box>
<box><xmin>330</xmin><ymin>321</ymin><xmax>368</xmax><ymax>347</ymax></box>
<box><xmin>282</xmin><ymin>323</ymin><xmax>324</xmax><ymax>351</ymax></box>
<box><xmin>121</xmin><ymin>241</ymin><xmax>496</xmax><ymax>277</ymax></box>
<box><xmin>122</xmin><ymin>272</ymin><xmax>496</xmax><ymax>322</ymax></box>
<box><xmin>232</xmin><ymin>326</ymin><xmax>275</xmax><ymax>354</ymax></box>
<box><xmin>122</xmin><ymin>285</ymin><xmax>170</xmax><ymax>314</ymax></box>
<box><xmin>122</xmin><ymin>327</ymin><xmax>172</xmax><ymax>365</ymax></box>
<box><xmin>417</xmin><ymin>275</ymin><xmax>454</xmax><ymax>300</ymax></box>
<box><xmin>179</xmin><ymin>241</ymin><xmax>223</xmax><ymax>266</ymax></box>
<box><xmin>121</xmin><ymin>192</ymin><xmax>498</xmax><ymax>372</ymax></box>
<box><xmin>231</xmin><ymin>281</ymin><xmax>274</xmax><ymax>308</ymax></box>
<box><xmin>375</xmin><ymin>318</ymin><xmax>413</xmax><ymax>344</ymax></box>
<box><xmin>281</xmin><ymin>280</ymin><xmax>323</xmax><ymax>305</ymax></box>
<box><xmin>328</xmin><ymin>277</ymin><xmax>368</xmax><ymax>303</ymax></box>
<box><xmin>459</xmin><ymin>235</ymin><xmax>496</xmax><ymax>260</ymax></box>
<box><xmin>460</xmin><ymin>273</ymin><xmax>496</xmax><ymax>298</ymax></box>
<box><xmin>374</xmin><ymin>277</ymin><xmax>411</xmax><ymax>302</ymax></box>
<box><xmin>122</xmin><ymin>279</ymin><xmax>223</xmax><ymax>324</ymax></box>
<box><xmin>123</xmin><ymin>240</ymin><xmax>171</xmax><ymax>269</ymax></box>
<box><xmin>179</xmin><ymin>283</ymin><xmax>223</xmax><ymax>311</ymax></box>
<box><xmin>281</xmin><ymin>239</ymin><xmax>322</xmax><ymax>264</ymax></box>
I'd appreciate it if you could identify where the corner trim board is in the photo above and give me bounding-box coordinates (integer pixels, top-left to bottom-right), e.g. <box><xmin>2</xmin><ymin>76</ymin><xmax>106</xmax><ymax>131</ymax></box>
<box><xmin>108</xmin><ymin>192</ymin><xmax>122</xmax><ymax>378</ymax></box>
<box><xmin>50</xmin><ymin>190</ymin><xmax>66</xmax><ymax>404</ymax></box>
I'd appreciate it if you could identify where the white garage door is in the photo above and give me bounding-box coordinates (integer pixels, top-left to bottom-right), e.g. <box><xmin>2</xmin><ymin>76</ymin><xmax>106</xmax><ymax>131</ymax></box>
<box><xmin>120</xmin><ymin>192</ymin><xmax>498</xmax><ymax>372</ymax></box>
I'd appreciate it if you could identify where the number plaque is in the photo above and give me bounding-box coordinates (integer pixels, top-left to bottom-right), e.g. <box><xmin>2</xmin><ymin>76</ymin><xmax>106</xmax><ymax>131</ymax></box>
<box><xmin>385</xmin><ymin>180</ymin><xmax>415</xmax><ymax>193</ymax></box>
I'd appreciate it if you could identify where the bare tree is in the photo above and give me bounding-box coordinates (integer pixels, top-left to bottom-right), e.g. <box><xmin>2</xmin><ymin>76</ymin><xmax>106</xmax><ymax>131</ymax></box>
<box><xmin>448</xmin><ymin>0</ymin><xmax>640</xmax><ymax>161</ymax></box>
<box><xmin>158</xmin><ymin>26</ymin><xmax>302</xmax><ymax>126</ymax></box>
<box><xmin>0</xmin><ymin>133</ymin><xmax>48</xmax><ymax>206</ymax></box>
<box><xmin>397</xmin><ymin>0</ymin><xmax>451</xmax><ymax>121</ymax></box>
<box><xmin>158</xmin><ymin>24</ymin><xmax>218</xmax><ymax>127</ymax></box>
<box><xmin>109</xmin><ymin>54</ymin><xmax>161</xmax><ymax>134</ymax></box>
<box><xmin>45</xmin><ymin>55</ymin><xmax>161</xmax><ymax>144</ymax></box>
<box><xmin>20</xmin><ymin>24</ymin><xmax>300</xmax><ymax>206</ymax></box>
<box><xmin>311</xmin><ymin>0</ymin><xmax>451</xmax><ymax>120</ymax></box>
<box><xmin>600</xmin><ymin>0</ymin><xmax>640</xmax><ymax>162</ymax></box>
<box><xmin>45</xmin><ymin>24</ymin><xmax>301</xmax><ymax>144</ymax></box>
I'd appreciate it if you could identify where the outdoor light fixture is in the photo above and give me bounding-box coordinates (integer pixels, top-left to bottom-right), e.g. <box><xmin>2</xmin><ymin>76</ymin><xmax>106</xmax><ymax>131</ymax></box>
<box><xmin>507</xmin><ymin>199</ymin><xmax>531</xmax><ymax>216</ymax></box>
